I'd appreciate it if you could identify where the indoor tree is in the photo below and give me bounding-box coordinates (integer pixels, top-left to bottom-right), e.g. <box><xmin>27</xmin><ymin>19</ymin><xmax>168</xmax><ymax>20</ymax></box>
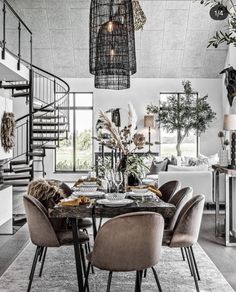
<box><xmin>147</xmin><ymin>81</ymin><xmax>216</xmax><ymax>156</ymax></box>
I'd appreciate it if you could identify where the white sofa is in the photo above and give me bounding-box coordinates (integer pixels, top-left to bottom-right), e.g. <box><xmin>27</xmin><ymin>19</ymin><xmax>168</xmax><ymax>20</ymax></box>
<box><xmin>158</xmin><ymin>170</ymin><xmax>213</xmax><ymax>203</ymax></box>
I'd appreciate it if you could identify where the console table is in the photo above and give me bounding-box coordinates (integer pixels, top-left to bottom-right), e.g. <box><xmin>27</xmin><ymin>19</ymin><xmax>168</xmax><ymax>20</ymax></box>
<box><xmin>213</xmin><ymin>165</ymin><xmax>236</xmax><ymax>246</ymax></box>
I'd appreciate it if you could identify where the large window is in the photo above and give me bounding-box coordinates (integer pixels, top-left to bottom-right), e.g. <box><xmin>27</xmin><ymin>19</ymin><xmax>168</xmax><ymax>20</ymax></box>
<box><xmin>160</xmin><ymin>92</ymin><xmax>198</xmax><ymax>157</ymax></box>
<box><xmin>55</xmin><ymin>93</ymin><xmax>93</xmax><ymax>172</ymax></box>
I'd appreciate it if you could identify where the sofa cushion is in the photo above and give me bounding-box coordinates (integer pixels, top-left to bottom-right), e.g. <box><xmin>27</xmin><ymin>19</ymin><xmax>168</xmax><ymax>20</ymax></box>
<box><xmin>149</xmin><ymin>158</ymin><xmax>168</xmax><ymax>174</ymax></box>
<box><xmin>168</xmin><ymin>164</ymin><xmax>209</xmax><ymax>172</ymax></box>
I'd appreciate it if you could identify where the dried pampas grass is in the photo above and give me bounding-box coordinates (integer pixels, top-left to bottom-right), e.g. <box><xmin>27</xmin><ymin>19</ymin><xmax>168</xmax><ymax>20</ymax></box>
<box><xmin>99</xmin><ymin>110</ymin><xmax>127</xmax><ymax>154</ymax></box>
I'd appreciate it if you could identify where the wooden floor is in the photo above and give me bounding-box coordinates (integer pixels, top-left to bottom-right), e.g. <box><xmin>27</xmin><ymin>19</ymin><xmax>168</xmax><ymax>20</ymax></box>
<box><xmin>0</xmin><ymin>193</ymin><xmax>236</xmax><ymax>291</ymax></box>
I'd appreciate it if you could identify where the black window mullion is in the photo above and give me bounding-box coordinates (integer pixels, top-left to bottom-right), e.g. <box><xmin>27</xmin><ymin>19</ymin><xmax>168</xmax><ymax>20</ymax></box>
<box><xmin>73</xmin><ymin>93</ymin><xmax>76</xmax><ymax>172</ymax></box>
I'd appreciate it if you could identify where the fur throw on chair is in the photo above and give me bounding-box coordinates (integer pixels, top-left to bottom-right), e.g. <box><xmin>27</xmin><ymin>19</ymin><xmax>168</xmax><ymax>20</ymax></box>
<box><xmin>0</xmin><ymin>112</ymin><xmax>16</xmax><ymax>153</ymax></box>
<box><xmin>28</xmin><ymin>179</ymin><xmax>64</xmax><ymax>210</ymax></box>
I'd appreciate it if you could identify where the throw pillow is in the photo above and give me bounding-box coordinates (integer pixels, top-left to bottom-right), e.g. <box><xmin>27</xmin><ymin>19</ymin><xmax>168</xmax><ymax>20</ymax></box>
<box><xmin>149</xmin><ymin>158</ymin><xmax>168</xmax><ymax>174</ymax></box>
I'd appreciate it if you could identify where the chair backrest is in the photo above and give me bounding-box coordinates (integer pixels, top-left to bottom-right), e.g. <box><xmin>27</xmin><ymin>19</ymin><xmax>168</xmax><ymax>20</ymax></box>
<box><xmin>159</xmin><ymin>180</ymin><xmax>181</xmax><ymax>202</ymax></box>
<box><xmin>170</xmin><ymin>194</ymin><xmax>205</xmax><ymax>247</ymax></box>
<box><xmin>90</xmin><ymin>212</ymin><xmax>164</xmax><ymax>272</ymax></box>
<box><xmin>167</xmin><ymin>187</ymin><xmax>193</xmax><ymax>231</ymax></box>
<box><xmin>23</xmin><ymin>195</ymin><xmax>60</xmax><ymax>247</ymax></box>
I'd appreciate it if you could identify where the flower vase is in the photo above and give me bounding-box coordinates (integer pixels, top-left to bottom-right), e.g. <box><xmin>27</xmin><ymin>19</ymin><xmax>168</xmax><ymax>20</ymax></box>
<box><xmin>219</xmin><ymin>149</ymin><xmax>228</xmax><ymax>167</ymax></box>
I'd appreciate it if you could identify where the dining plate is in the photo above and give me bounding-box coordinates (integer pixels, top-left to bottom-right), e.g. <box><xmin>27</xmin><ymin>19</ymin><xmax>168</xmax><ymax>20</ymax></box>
<box><xmin>73</xmin><ymin>191</ymin><xmax>105</xmax><ymax>198</ymax></box>
<box><xmin>126</xmin><ymin>191</ymin><xmax>153</xmax><ymax>198</ymax></box>
<box><xmin>96</xmin><ymin>198</ymin><xmax>133</xmax><ymax>207</ymax></box>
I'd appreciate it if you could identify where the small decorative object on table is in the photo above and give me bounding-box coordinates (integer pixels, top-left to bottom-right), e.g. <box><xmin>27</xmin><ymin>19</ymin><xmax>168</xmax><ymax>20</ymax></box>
<box><xmin>223</xmin><ymin>114</ymin><xmax>236</xmax><ymax>169</ymax></box>
<box><xmin>218</xmin><ymin>131</ymin><xmax>229</xmax><ymax>167</ymax></box>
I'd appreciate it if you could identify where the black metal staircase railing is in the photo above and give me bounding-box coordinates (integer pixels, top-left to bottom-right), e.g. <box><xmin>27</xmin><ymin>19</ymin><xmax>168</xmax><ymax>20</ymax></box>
<box><xmin>0</xmin><ymin>0</ymin><xmax>32</xmax><ymax>69</ymax></box>
<box><xmin>0</xmin><ymin>0</ymin><xmax>70</xmax><ymax>181</ymax></box>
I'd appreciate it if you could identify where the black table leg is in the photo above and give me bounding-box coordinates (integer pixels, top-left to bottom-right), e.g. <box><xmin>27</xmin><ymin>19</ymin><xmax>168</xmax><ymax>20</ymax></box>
<box><xmin>92</xmin><ymin>207</ymin><xmax>98</xmax><ymax>240</ymax></box>
<box><xmin>71</xmin><ymin>218</ymin><xmax>84</xmax><ymax>292</ymax></box>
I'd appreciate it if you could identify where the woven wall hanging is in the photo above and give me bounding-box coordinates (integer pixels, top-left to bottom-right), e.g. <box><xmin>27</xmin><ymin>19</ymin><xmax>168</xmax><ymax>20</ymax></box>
<box><xmin>0</xmin><ymin>111</ymin><xmax>16</xmax><ymax>153</ymax></box>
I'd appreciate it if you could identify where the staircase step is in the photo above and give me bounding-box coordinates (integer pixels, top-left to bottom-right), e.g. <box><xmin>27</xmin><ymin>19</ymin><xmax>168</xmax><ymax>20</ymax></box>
<box><xmin>12</xmin><ymin>92</ymin><xmax>30</xmax><ymax>98</ymax></box>
<box><xmin>12</xmin><ymin>166</ymin><xmax>32</xmax><ymax>173</ymax></box>
<box><xmin>33</xmin><ymin>122</ymin><xmax>67</xmax><ymax>126</ymax></box>
<box><xmin>28</xmin><ymin>152</ymin><xmax>46</xmax><ymax>157</ymax></box>
<box><xmin>33</xmin><ymin>115</ymin><xmax>62</xmax><ymax>120</ymax></box>
<box><xmin>10</xmin><ymin>160</ymin><xmax>28</xmax><ymax>166</ymax></box>
<box><xmin>32</xmin><ymin>137</ymin><xmax>63</xmax><ymax>142</ymax></box>
<box><xmin>33</xmin><ymin>106</ymin><xmax>55</xmax><ymax>112</ymax></box>
<box><xmin>31</xmin><ymin>144</ymin><xmax>57</xmax><ymax>150</ymax></box>
<box><xmin>3</xmin><ymin>174</ymin><xmax>31</xmax><ymax>180</ymax></box>
<box><xmin>33</xmin><ymin>129</ymin><xmax>66</xmax><ymax>134</ymax></box>
<box><xmin>4</xmin><ymin>180</ymin><xmax>30</xmax><ymax>186</ymax></box>
<box><xmin>0</xmin><ymin>84</ymin><xmax>30</xmax><ymax>90</ymax></box>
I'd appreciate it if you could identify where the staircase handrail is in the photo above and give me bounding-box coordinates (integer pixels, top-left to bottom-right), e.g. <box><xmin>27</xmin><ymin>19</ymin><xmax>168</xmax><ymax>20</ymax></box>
<box><xmin>15</xmin><ymin>61</ymin><xmax>70</xmax><ymax>123</ymax></box>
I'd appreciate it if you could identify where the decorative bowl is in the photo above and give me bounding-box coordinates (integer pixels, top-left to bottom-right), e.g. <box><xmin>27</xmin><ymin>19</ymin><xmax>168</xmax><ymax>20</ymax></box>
<box><xmin>131</xmin><ymin>188</ymin><xmax>148</xmax><ymax>194</ymax></box>
<box><xmin>79</xmin><ymin>186</ymin><xmax>98</xmax><ymax>192</ymax></box>
<box><xmin>106</xmin><ymin>193</ymin><xmax>126</xmax><ymax>201</ymax></box>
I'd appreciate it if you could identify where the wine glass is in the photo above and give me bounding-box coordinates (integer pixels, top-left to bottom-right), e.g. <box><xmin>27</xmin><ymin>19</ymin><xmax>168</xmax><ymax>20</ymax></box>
<box><xmin>113</xmin><ymin>171</ymin><xmax>123</xmax><ymax>193</ymax></box>
<box><xmin>105</xmin><ymin>169</ymin><xmax>113</xmax><ymax>193</ymax></box>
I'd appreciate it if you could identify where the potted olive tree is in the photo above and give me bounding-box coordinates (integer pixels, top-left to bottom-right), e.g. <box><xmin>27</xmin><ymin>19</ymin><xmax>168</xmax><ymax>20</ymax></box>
<box><xmin>147</xmin><ymin>81</ymin><xmax>216</xmax><ymax>156</ymax></box>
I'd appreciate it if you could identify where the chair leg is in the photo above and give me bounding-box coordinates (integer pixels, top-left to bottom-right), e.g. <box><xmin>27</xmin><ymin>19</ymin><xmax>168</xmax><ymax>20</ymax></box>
<box><xmin>98</xmin><ymin>217</ymin><xmax>103</xmax><ymax>229</ymax></box>
<box><xmin>181</xmin><ymin>248</ymin><xmax>185</xmax><ymax>261</ymax></box>
<box><xmin>190</xmin><ymin>246</ymin><xmax>200</xmax><ymax>281</ymax></box>
<box><xmin>80</xmin><ymin>245</ymin><xmax>90</xmax><ymax>292</ymax></box>
<box><xmin>151</xmin><ymin>267</ymin><xmax>162</xmax><ymax>292</ymax></box>
<box><xmin>106</xmin><ymin>271</ymin><xmax>113</xmax><ymax>292</ymax></box>
<box><xmin>143</xmin><ymin>269</ymin><xmax>147</xmax><ymax>278</ymax></box>
<box><xmin>184</xmin><ymin>247</ymin><xmax>193</xmax><ymax>276</ymax></box>
<box><xmin>186</xmin><ymin>247</ymin><xmax>200</xmax><ymax>292</ymax></box>
<box><xmin>83</xmin><ymin>262</ymin><xmax>91</xmax><ymax>292</ymax></box>
<box><xmin>28</xmin><ymin>246</ymin><xmax>40</xmax><ymax>292</ymax></box>
<box><xmin>29</xmin><ymin>246</ymin><xmax>40</xmax><ymax>280</ymax></box>
<box><xmin>139</xmin><ymin>270</ymin><xmax>143</xmax><ymax>286</ymax></box>
<box><xmin>38</xmin><ymin>247</ymin><xmax>44</xmax><ymax>262</ymax></box>
<box><xmin>86</xmin><ymin>241</ymin><xmax>95</xmax><ymax>274</ymax></box>
<box><xmin>135</xmin><ymin>271</ymin><xmax>141</xmax><ymax>292</ymax></box>
<box><xmin>39</xmin><ymin>247</ymin><xmax>47</xmax><ymax>277</ymax></box>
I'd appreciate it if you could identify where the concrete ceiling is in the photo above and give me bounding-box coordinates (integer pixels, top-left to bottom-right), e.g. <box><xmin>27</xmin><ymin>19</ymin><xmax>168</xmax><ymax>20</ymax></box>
<box><xmin>4</xmin><ymin>0</ymin><xmax>229</xmax><ymax>79</ymax></box>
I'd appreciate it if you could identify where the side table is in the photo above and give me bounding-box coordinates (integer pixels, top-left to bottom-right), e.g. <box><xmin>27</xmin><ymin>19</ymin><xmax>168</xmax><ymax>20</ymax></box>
<box><xmin>212</xmin><ymin>164</ymin><xmax>236</xmax><ymax>246</ymax></box>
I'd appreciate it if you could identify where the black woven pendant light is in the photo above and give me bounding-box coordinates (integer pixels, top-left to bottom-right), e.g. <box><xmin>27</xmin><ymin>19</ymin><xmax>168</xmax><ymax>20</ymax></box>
<box><xmin>89</xmin><ymin>0</ymin><xmax>136</xmax><ymax>90</ymax></box>
<box><xmin>94</xmin><ymin>20</ymin><xmax>130</xmax><ymax>89</ymax></box>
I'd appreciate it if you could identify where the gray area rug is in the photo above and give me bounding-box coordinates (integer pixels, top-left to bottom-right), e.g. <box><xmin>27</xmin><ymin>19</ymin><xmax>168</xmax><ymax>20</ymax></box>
<box><xmin>0</xmin><ymin>242</ymin><xmax>233</xmax><ymax>292</ymax></box>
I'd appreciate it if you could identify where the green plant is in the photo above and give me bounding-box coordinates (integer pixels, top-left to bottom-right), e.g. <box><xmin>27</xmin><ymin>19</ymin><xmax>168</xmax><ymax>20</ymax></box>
<box><xmin>196</xmin><ymin>0</ymin><xmax>236</xmax><ymax>48</ymax></box>
<box><xmin>147</xmin><ymin>81</ymin><xmax>216</xmax><ymax>156</ymax></box>
<box><xmin>125</xmin><ymin>154</ymin><xmax>149</xmax><ymax>178</ymax></box>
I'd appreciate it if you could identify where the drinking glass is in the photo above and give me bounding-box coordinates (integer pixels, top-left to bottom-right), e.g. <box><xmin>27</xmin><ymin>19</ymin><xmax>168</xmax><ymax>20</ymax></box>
<box><xmin>105</xmin><ymin>169</ymin><xmax>113</xmax><ymax>193</ymax></box>
<box><xmin>113</xmin><ymin>171</ymin><xmax>123</xmax><ymax>193</ymax></box>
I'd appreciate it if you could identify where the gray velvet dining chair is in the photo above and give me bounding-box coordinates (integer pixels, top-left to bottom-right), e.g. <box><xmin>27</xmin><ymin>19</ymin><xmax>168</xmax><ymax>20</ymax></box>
<box><xmin>83</xmin><ymin>211</ymin><xmax>164</xmax><ymax>292</ymax></box>
<box><xmin>167</xmin><ymin>187</ymin><xmax>193</xmax><ymax>230</ymax></box>
<box><xmin>163</xmin><ymin>194</ymin><xmax>205</xmax><ymax>292</ymax></box>
<box><xmin>158</xmin><ymin>180</ymin><xmax>181</xmax><ymax>202</ymax></box>
<box><xmin>166</xmin><ymin>187</ymin><xmax>193</xmax><ymax>264</ymax></box>
<box><xmin>23</xmin><ymin>195</ymin><xmax>89</xmax><ymax>292</ymax></box>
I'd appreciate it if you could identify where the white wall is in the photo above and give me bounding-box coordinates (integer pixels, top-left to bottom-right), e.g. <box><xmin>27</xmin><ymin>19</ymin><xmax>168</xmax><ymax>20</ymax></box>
<box><xmin>0</xmin><ymin>92</ymin><xmax>13</xmax><ymax>160</ymax></box>
<box><xmin>41</xmin><ymin>77</ymin><xmax>223</xmax><ymax>182</ymax></box>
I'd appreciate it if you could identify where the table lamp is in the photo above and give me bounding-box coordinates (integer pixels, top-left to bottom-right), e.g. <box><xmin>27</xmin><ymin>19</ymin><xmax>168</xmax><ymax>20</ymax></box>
<box><xmin>144</xmin><ymin>115</ymin><xmax>155</xmax><ymax>153</ymax></box>
<box><xmin>223</xmin><ymin>114</ymin><xmax>236</xmax><ymax>169</ymax></box>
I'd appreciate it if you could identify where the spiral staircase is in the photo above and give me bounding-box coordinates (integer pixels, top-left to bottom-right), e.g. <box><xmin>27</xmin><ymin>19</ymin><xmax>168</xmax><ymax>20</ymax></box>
<box><xmin>0</xmin><ymin>0</ymin><xmax>70</xmax><ymax>188</ymax></box>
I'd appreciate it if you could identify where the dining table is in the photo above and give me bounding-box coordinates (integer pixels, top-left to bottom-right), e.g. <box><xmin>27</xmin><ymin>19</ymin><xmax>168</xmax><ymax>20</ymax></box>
<box><xmin>49</xmin><ymin>195</ymin><xmax>176</xmax><ymax>292</ymax></box>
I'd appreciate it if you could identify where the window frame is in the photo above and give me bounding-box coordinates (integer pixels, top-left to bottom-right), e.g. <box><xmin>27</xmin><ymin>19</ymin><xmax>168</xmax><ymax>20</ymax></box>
<box><xmin>54</xmin><ymin>92</ymin><xmax>94</xmax><ymax>173</ymax></box>
<box><xmin>159</xmin><ymin>91</ymin><xmax>199</xmax><ymax>157</ymax></box>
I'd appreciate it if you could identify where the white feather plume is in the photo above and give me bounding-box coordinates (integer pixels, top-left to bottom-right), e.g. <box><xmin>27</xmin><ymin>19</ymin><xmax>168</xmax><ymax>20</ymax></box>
<box><xmin>128</xmin><ymin>102</ymin><xmax>137</xmax><ymax>137</ymax></box>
